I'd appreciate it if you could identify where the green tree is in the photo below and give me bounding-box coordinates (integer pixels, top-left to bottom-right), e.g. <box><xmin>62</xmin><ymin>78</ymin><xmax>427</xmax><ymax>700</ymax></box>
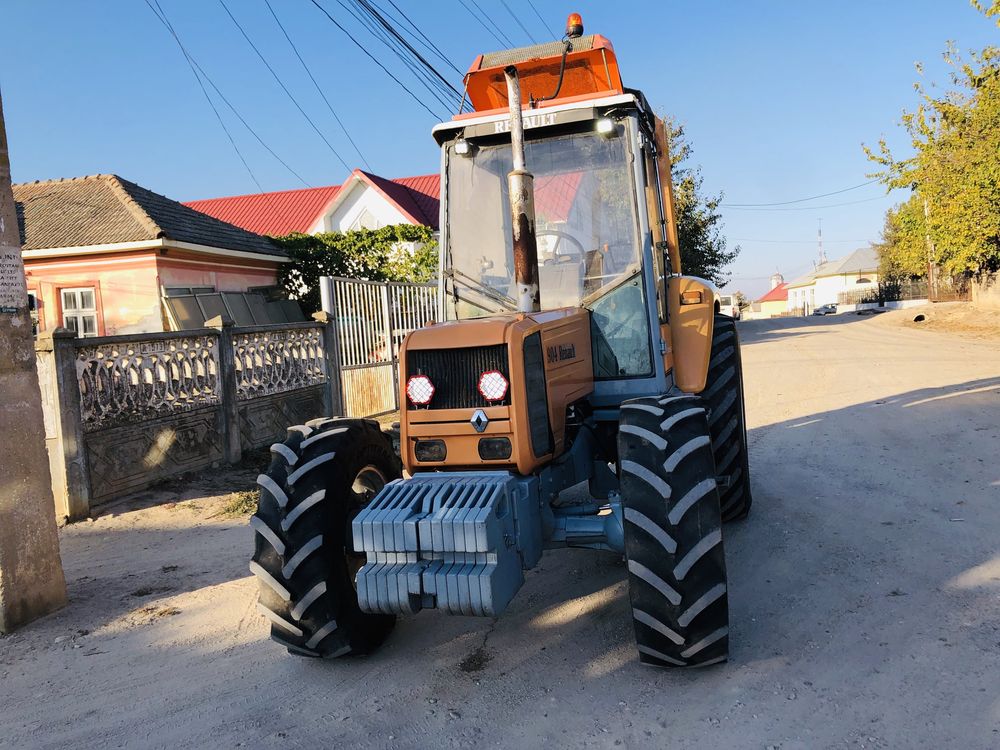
<box><xmin>864</xmin><ymin>3</ymin><xmax>1000</xmax><ymax>277</ymax></box>
<box><xmin>874</xmin><ymin>195</ymin><xmax>929</xmax><ymax>279</ymax></box>
<box><xmin>663</xmin><ymin>118</ymin><xmax>740</xmax><ymax>286</ymax></box>
<box><xmin>274</xmin><ymin>224</ymin><xmax>437</xmax><ymax>313</ymax></box>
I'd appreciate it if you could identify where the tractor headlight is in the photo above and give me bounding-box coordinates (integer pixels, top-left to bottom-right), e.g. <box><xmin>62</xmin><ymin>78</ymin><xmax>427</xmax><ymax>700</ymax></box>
<box><xmin>477</xmin><ymin>370</ymin><xmax>509</xmax><ymax>402</ymax></box>
<box><xmin>406</xmin><ymin>374</ymin><xmax>435</xmax><ymax>405</ymax></box>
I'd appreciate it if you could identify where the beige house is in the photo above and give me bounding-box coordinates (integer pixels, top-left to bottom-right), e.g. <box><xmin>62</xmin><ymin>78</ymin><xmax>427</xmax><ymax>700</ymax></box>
<box><xmin>786</xmin><ymin>248</ymin><xmax>879</xmax><ymax>314</ymax></box>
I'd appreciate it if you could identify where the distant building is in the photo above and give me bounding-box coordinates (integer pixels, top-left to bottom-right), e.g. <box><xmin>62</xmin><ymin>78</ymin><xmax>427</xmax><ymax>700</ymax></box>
<box><xmin>744</xmin><ymin>282</ymin><xmax>789</xmax><ymax>320</ymax></box>
<box><xmin>15</xmin><ymin>174</ymin><xmax>292</xmax><ymax>336</ymax></box>
<box><xmin>184</xmin><ymin>169</ymin><xmax>441</xmax><ymax>236</ymax></box>
<box><xmin>785</xmin><ymin>247</ymin><xmax>879</xmax><ymax>314</ymax></box>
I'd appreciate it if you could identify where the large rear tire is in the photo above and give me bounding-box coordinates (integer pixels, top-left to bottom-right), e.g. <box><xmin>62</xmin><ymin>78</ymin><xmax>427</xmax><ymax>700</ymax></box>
<box><xmin>250</xmin><ymin>418</ymin><xmax>400</xmax><ymax>658</ymax></box>
<box><xmin>704</xmin><ymin>314</ymin><xmax>753</xmax><ymax>522</ymax></box>
<box><xmin>618</xmin><ymin>395</ymin><xmax>730</xmax><ymax>667</ymax></box>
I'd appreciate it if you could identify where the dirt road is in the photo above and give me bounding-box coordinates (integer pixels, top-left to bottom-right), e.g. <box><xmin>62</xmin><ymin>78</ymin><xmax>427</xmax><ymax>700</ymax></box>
<box><xmin>2</xmin><ymin>313</ymin><xmax>998</xmax><ymax>749</ymax></box>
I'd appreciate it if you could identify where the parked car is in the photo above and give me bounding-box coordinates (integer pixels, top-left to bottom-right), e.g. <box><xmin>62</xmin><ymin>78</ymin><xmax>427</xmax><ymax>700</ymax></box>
<box><xmin>812</xmin><ymin>304</ymin><xmax>838</xmax><ymax>316</ymax></box>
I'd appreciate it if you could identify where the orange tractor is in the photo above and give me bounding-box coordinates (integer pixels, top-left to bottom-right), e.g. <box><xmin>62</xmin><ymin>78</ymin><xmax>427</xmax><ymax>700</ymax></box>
<box><xmin>250</xmin><ymin>14</ymin><xmax>751</xmax><ymax>667</ymax></box>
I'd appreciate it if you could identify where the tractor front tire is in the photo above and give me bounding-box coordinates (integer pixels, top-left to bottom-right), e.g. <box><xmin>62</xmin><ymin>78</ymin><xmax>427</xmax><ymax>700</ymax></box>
<box><xmin>250</xmin><ymin>418</ymin><xmax>400</xmax><ymax>658</ymax></box>
<box><xmin>619</xmin><ymin>395</ymin><xmax>729</xmax><ymax>667</ymax></box>
<box><xmin>704</xmin><ymin>314</ymin><xmax>753</xmax><ymax>522</ymax></box>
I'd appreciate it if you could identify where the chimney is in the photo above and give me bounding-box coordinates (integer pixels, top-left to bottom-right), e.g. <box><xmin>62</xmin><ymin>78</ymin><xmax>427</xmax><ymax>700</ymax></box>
<box><xmin>770</xmin><ymin>272</ymin><xmax>784</xmax><ymax>290</ymax></box>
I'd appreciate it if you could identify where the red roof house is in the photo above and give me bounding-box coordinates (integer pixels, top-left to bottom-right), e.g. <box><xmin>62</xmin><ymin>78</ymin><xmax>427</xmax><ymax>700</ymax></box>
<box><xmin>757</xmin><ymin>282</ymin><xmax>789</xmax><ymax>304</ymax></box>
<box><xmin>184</xmin><ymin>170</ymin><xmax>441</xmax><ymax>236</ymax></box>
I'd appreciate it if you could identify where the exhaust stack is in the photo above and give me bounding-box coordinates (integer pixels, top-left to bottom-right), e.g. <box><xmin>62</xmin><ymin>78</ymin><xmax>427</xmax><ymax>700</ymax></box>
<box><xmin>504</xmin><ymin>65</ymin><xmax>540</xmax><ymax>313</ymax></box>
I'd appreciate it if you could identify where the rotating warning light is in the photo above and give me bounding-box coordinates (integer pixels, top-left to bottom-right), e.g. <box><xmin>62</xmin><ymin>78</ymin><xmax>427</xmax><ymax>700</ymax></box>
<box><xmin>566</xmin><ymin>13</ymin><xmax>584</xmax><ymax>38</ymax></box>
<box><xmin>477</xmin><ymin>370</ymin><xmax>509</xmax><ymax>402</ymax></box>
<box><xmin>406</xmin><ymin>374</ymin><xmax>435</xmax><ymax>405</ymax></box>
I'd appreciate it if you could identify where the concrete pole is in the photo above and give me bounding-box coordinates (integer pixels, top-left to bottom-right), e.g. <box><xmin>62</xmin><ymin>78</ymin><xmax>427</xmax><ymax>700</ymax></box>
<box><xmin>0</xmin><ymin>88</ymin><xmax>68</xmax><ymax>633</ymax></box>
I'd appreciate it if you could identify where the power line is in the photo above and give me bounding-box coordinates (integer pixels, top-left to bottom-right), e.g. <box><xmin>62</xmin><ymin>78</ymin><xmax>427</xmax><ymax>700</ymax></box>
<box><xmin>262</xmin><ymin>0</ymin><xmax>370</xmax><ymax>171</ymax></box>
<box><xmin>721</xmin><ymin>179</ymin><xmax>882</xmax><ymax>207</ymax></box>
<box><xmin>352</xmin><ymin>0</ymin><xmax>463</xmax><ymax>106</ymax></box>
<box><xmin>307</xmin><ymin>0</ymin><xmax>446</xmax><ymax>120</ymax></box>
<box><xmin>499</xmin><ymin>0</ymin><xmax>538</xmax><ymax>44</ymax></box>
<box><xmin>380</xmin><ymin>0</ymin><xmax>464</xmax><ymax>77</ymax></box>
<box><xmin>335</xmin><ymin>0</ymin><xmax>459</xmax><ymax>113</ymax></box>
<box><xmin>218</xmin><ymin>0</ymin><xmax>352</xmax><ymax>172</ymax></box>
<box><xmin>722</xmin><ymin>195</ymin><xmax>890</xmax><ymax>212</ymax></box>
<box><xmin>732</xmin><ymin>238</ymin><xmax>874</xmax><ymax>244</ymax></box>
<box><xmin>459</xmin><ymin>0</ymin><xmax>515</xmax><ymax>48</ymax></box>
<box><xmin>145</xmin><ymin>0</ymin><xmax>308</xmax><ymax>227</ymax></box>
<box><xmin>525</xmin><ymin>0</ymin><xmax>556</xmax><ymax>39</ymax></box>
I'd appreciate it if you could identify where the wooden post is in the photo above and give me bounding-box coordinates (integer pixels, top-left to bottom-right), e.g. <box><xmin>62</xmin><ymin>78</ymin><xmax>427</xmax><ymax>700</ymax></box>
<box><xmin>0</xmin><ymin>88</ymin><xmax>68</xmax><ymax>632</ymax></box>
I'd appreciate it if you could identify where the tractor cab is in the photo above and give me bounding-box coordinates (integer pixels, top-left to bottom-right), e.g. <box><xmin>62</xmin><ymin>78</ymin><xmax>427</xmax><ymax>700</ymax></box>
<box><xmin>431</xmin><ymin>35</ymin><xmax>669</xmax><ymax>397</ymax></box>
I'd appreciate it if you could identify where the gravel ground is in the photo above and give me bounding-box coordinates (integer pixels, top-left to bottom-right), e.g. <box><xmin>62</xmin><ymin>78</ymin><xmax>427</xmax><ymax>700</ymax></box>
<box><xmin>1</xmin><ymin>314</ymin><xmax>998</xmax><ymax>749</ymax></box>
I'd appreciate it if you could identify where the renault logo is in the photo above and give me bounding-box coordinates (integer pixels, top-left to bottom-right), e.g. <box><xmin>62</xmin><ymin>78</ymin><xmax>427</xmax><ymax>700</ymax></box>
<box><xmin>471</xmin><ymin>409</ymin><xmax>489</xmax><ymax>433</ymax></box>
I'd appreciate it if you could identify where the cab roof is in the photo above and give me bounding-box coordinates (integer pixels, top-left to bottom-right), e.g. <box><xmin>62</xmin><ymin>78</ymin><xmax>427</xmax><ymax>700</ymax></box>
<box><xmin>459</xmin><ymin>34</ymin><xmax>624</xmax><ymax>117</ymax></box>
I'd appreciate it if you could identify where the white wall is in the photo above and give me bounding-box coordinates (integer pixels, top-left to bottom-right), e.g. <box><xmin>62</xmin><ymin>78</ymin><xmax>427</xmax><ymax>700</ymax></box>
<box><xmin>813</xmin><ymin>273</ymin><xmax>878</xmax><ymax>307</ymax></box>
<box><xmin>319</xmin><ymin>180</ymin><xmax>411</xmax><ymax>233</ymax></box>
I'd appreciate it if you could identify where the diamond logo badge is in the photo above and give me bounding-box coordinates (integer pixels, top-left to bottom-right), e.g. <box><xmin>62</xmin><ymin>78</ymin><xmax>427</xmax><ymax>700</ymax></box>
<box><xmin>471</xmin><ymin>409</ymin><xmax>489</xmax><ymax>433</ymax></box>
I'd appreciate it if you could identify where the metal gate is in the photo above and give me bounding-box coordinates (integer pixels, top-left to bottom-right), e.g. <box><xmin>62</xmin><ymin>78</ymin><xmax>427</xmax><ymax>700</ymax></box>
<box><xmin>320</xmin><ymin>276</ymin><xmax>438</xmax><ymax>417</ymax></box>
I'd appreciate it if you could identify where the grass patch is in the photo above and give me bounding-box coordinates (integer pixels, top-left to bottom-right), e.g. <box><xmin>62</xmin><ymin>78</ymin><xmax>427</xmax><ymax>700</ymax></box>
<box><xmin>218</xmin><ymin>489</ymin><xmax>260</xmax><ymax>518</ymax></box>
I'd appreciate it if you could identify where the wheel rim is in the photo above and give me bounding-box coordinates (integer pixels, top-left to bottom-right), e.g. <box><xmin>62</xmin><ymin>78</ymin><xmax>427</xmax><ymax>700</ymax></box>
<box><xmin>346</xmin><ymin>465</ymin><xmax>387</xmax><ymax>588</ymax></box>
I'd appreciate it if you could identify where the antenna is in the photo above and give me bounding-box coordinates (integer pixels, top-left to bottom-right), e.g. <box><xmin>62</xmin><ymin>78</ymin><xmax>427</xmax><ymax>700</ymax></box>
<box><xmin>817</xmin><ymin>218</ymin><xmax>827</xmax><ymax>264</ymax></box>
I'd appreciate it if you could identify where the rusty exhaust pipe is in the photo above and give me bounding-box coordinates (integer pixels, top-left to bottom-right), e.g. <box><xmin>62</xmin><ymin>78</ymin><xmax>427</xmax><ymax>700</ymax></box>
<box><xmin>504</xmin><ymin>65</ymin><xmax>540</xmax><ymax>313</ymax></box>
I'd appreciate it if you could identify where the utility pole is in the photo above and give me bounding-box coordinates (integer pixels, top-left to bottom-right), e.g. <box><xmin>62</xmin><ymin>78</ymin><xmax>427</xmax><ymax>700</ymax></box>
<box><xmin>0</xmin><ymin>87</ymin><xmax>67</xmax><ymax>633</ymax></box>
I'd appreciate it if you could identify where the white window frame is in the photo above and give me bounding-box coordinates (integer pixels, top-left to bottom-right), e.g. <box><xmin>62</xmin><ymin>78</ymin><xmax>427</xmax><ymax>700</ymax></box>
<box><xmin>61</xmin><ymin>287</ymin><xmax>99</xmax><ymax>338</ymax></box>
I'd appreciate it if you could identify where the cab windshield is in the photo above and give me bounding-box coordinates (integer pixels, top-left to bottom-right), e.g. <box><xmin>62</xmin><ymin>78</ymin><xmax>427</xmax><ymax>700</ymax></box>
<box><xmin>443</xmin><ymin>126</ymin><xmax>640</xmax><ymax>319</ymax></box>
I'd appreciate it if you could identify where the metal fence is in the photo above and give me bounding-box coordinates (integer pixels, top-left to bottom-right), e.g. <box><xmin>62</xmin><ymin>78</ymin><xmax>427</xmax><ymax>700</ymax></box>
<box><xmin>837</xmin><ymin>280</ymin><xmax>929</xmax><ymax>306</ymax></box>
<box><xmin>320</xmin><ymin>276</ymin><xmax>438</xmax><ymax>417</ymax></box>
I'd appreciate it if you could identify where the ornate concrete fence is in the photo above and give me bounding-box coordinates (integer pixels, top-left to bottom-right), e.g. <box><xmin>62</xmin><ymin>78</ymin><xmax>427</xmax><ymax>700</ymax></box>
<box><xmin>35</xmin><ymin>315</ymin><xmax>343</xmax><ymax>522</ymax></box>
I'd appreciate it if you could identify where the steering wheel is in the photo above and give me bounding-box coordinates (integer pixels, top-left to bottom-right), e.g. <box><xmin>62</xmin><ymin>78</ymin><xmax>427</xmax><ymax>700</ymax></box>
<box><xmin>536</xmin><ymin>229</ymin><xmax>587</xmax><ymax>263</ymax></box>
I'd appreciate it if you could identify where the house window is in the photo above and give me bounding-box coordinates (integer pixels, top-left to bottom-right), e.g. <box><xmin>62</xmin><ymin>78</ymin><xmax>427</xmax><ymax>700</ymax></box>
<box><xmin>61</xmin><ymin>287</ymin><xmax>99</xmax><ymax>337</ymax></box>
<box><xmin>27</xmin><ymin>292</ymin><xmax>39</xmax><ymax>336</ymax></box>
<box><xmin>350</xmin><ymin>208</ymin><xmax>379</xmax><ymax>230</ymax></box>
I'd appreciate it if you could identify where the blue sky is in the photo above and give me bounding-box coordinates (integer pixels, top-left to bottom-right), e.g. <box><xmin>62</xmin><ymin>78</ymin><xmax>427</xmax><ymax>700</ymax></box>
<box><xmin>2</xmin><ymin>1</ymin><xmax>996</xmax><ymax>297</ymax></box>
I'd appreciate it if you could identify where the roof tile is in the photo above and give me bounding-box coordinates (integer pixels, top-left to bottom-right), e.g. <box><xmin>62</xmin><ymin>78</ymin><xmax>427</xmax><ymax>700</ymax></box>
<box><xmin>184</xmin><ymin>184</ymin><xmax>341</xmax><ymax>236</ymax></box>
<box><xmin>13</xmin><ymin>174</ymin><xmax>284</xmax><ymax>257</ymax></box>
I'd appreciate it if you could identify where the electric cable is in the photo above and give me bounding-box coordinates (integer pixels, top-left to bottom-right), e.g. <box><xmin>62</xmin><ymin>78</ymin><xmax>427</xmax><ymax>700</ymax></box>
<box><xmin>218</xmin><ymin>0</ymin><xmax>353</xmax><ymax>172</ymax></box>
<box><xmin>380</xmin><ymin>0</ymin><xmax>464</xmax><ymax>77</ymax></box>
<box><xmin>355</xmin><ymin>0</ymin><xmax>463</xmax><ymax>100</ymax></box>
<box><xmin>145</xmin><ymin>0</ymin><xmax>306</xmax><ymax>230</ymax></box>
<box><xmin>459</xmin><ymin>0</ymin><xmax>515</xmax><ymax>48</ymax></box>
<box><xmin>721</xmin><ymin>179</ymin><xmax>881</xmax><ymax>207</ymax></box>
<box><xmin>499</xmin><ymin>0</ymin><xmax>538</xmax><ymax>44</ymax></box>
<box><xmin>307</xmin><ymin>0</ymin><xmax>446</xmax><ymax>120</ymax></box>
<box><xmin>344</xmin><ymin>0</ymin><xmax>462</xmax><ymax>111</ymax></box>
<box><xmin>263</xmin><ymin>0</ymin><xmax>371</xmax><ymax>171</ymax></box>
<box><xmin>525</xmin><ymin>0</ymin><xmax>555</xmax><ymax>39</ymax></box>
<box><xmin>722</xmin><ymin>195</ymin><xmax>890</xmax><ymax>212</ymax></box>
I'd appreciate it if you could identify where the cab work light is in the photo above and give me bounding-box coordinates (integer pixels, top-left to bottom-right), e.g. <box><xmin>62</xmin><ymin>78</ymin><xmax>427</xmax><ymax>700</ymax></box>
<box><xmin>406</xmin><ymin>375</ymin><xmax>435</xmax><ymax>405</ymax></box>
<box><xmin>477</xmin><ymin>370</ymin><xmax>509</xmax><ymax>402</ymax></box>
<box><xmin>680</xmin><ymin>290</ymin><xmax>704</xmax><ymax>305</ymax></box>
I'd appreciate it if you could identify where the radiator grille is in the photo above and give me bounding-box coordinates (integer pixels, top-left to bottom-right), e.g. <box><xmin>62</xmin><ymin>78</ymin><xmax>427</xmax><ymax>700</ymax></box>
<box><xmin>407</xmin><ymin>345</ymin><xmax>510</xmax><ymax>410</ymax></box>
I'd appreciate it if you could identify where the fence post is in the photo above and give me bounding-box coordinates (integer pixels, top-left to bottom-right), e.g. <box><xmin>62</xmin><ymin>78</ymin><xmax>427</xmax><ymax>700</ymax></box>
<box><xmin>318</xmin><ymin>275</ymin><xmax>345</xmax><ymax>417</ymax></box>
<box><xmin>380</xmin><ymin>283</ymin><xmax>399</xmax><ymax>411</ymax></box>
<box><xmin>207</xmin><ymin>314</ymin><xmax>242</xmax><ymax>464</ymax></box>
<box><xmin>34</xmin><ymin>328</ymin><xmax>91</xmax><ymax>521</ymax></box>
<box><xmin>312</xmin><ymin>311</ymin><xmax>344</xmax><ymax>417</ymax></box>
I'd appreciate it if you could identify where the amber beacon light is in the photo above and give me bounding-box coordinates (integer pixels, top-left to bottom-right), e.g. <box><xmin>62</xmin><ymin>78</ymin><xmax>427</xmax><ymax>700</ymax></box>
<box><xmin>565</xmin><ymin>13</ymin><xmax>584</xmax><ymax>38</ymax></box>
